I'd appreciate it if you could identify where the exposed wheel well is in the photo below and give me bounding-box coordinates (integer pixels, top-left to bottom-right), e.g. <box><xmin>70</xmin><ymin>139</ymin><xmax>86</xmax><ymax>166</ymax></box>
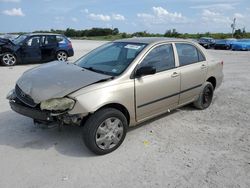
<box><xmin>207</xmin><ymin>77</ymin><xmax>216</xmax><ymax>89</ymax></box>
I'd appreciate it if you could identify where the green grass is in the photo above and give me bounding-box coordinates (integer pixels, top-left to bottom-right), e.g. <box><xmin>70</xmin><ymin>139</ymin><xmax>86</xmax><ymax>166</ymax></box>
<box><xmin>72</xmin><ymin>34</ymin><xmax>130</xmax><ymax>41</ymax></box>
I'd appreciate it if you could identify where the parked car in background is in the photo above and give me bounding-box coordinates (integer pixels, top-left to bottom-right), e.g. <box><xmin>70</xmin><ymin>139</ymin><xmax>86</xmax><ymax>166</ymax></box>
<box><xmin>0</xmin><ymin>34</ymin><xmax>19</xmax><ymax>41</ymax></box>
<box><xmin>214</xmin><ymin>39</ymin><xmax>236</xmax><ymax>50</ymax></box>
<box><xmin>231</xmin><ymin>39</ymin><xmax>250</xmax><ymax>51</ymax></box>
<box><xmin>7</xmin><ymin>37</ymin><xmax>223</xmax><ymax>154</ymax></box>
<box><xmin>0</xmin><ymin>33</ymin><xmax>74</xmax><ymax>66</ymax></box>
<box><xmin>198</xmin><ymin>37</ymin><xmax>216</xmax><ymax>49</ymax></box>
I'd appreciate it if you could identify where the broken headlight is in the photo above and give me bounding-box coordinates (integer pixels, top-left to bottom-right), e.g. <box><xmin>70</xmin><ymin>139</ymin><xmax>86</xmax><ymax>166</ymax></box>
<box><xmin>6</xmin><ymin>89</ymin><xmax>15</xmax><ymax>100</ymax></box>
<box><xmin>40</xmin><ymin>98</ymin><xmax>75</xmax><ymax>111</ymax></box>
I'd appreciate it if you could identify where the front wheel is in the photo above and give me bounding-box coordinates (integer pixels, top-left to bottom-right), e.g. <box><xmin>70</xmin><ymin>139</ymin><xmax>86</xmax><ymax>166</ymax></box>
<box><xmin>1</xmin><ymin>52</ymin><xmax>17</xmax><ymax>66</ymax></box>
<box><xmin>82</xmin><ymin>108</ymin><xmax>128</xmax><ymax>155</ymax></box>
<box><xmin>194</xmin><ymin>82</ymin><xmax>214</xmax><ymax>110</ymax></box>
<box><xmin>56</xmin><ymin>51</ymin><xmax>68</xmax><ymax>61</ymax></box>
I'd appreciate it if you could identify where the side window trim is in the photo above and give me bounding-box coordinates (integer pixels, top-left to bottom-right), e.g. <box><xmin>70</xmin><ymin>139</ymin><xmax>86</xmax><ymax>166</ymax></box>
<box><xmin>197</xmin><ymin>48</ymin><xmax>206</xmax><ymax>62</ymax></box>
<box><xmin>174</xmin><ymin>42</ymin><xmax>205</xmax><ymax>67</ymax></box>
<box><xmin>136</xmin><ymin>42</ymin><xmax>177</xmax><ymax>74</ymax></box>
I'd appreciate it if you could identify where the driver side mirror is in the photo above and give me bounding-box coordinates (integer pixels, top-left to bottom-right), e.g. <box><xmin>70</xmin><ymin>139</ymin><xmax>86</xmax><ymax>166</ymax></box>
<box><xmin>135</xmin><ymin>66</ymin><xmax>156</xmax><ymax>78</ymax></box>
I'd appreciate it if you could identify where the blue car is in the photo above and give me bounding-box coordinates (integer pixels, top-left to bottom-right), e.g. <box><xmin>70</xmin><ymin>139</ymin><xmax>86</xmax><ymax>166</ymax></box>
<box><xmin>214</xmin><ymin>38</ymin><xmax>237</xmax><ymax>50</ymax></box>
<box><xmin>0</xmin><ymin>33</ymin><xmax>74</xmax><ymax>66</ymax></box>
<box><xmin>231</xmin><ymin>39</ymin><xmax>250</xmax><ymax>51</ymax></box>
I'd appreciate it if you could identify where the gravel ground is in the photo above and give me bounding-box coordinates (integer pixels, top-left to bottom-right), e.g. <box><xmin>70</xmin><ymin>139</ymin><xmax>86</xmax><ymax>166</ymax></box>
<box><xmin>0</xmin><ymin>40</ymin><xmax>249</xmax><ymax>188</ymax></box>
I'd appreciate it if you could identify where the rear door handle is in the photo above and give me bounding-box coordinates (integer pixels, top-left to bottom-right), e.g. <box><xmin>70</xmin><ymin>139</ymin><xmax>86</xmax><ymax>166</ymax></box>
<box><xmin>201</xmin><ymin>64</ymin><xmax>207</xmax><ymax>69</ymax></box>
<box><xmin>171</xmin><ymin>72</ymin><xmax>179</xmax><ymax>78</ymax></box>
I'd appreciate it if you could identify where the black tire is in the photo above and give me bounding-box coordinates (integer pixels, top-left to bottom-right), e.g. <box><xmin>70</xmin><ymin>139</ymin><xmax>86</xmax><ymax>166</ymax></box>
<box><xmin>56</xmin><ymin>51</ymin><xmax>68</xmax><ymax>61</ymax></box>
<box><xmin>82</xmin><ymin>108</ymin><xmax>128</xmax><ymax>155</ymax></box>
<box><xmin>194</xmin><ymin>82</ymin><xmax>214</xmax><ymax>110</ymax></box>
<box><xmin>1</xmin><ymin>52</ymin><xmax>17</xmax><ymax>66</ymax></box>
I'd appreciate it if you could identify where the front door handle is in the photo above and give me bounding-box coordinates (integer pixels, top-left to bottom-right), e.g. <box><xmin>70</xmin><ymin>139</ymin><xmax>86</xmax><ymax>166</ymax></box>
<box><xmin>171</xmin><ymin>72</ymin><xmax>179</xmax><ymax>78</ymax></box>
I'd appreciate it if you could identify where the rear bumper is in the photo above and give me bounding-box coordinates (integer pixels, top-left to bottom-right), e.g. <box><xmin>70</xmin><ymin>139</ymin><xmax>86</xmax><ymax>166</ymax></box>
<box><xmin>9</xmin><ymin>100</ymin><xmax>53</xmax><ymax>121</ymax></box>
<box><xmin>67</xmin><ymin>49</ymin><xmax>74</xmax><ymax>57</ymax></box>
<box><xmin>216</xmin><ymin>73</ymin><xmax>224</xmax><ymax>89</ymax></box>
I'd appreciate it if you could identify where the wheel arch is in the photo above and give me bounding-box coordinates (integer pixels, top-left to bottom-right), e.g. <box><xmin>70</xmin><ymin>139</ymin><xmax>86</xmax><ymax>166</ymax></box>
<box><xmin>56</xmin><ymin>49</ymin><xmax>69</xmax><ymax>56</ymax></box>
<box><xmin>206</xmin><ymin>76</ymin><xmax>216</xmax><ymax>89</ymax></box>
<box><xmin>81</xmin><ymin>103</ymin><xmax>131</xmax><ymax>127</ymax></box>
<box><xmin>97</xmin><ymin>103</ymin><xmax>130</xmax><ymax>125</ymax></box>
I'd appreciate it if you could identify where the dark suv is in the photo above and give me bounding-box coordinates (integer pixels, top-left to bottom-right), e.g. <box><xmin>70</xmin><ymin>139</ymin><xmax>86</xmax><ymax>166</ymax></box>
<box><xmin>0</xmin><ymin>33</ymin><xmax>74</xmax><ymax>66</ymax></box>
<box><xmin>198</xmin><ymin>37</ymin><xmax>216</xmax><ymax>49</ymax></box>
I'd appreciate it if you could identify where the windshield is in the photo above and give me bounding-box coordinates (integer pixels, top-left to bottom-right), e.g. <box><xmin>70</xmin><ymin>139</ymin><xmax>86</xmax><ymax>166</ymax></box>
<box><xmin>75</xmin><ymin>42</ymin><xmax>147</xmax><ymax>76</ymax></box>
<box><xmin>12</xmin><ymin>35</ymin><xmax>28</xmax><ymax>45</ymax></box>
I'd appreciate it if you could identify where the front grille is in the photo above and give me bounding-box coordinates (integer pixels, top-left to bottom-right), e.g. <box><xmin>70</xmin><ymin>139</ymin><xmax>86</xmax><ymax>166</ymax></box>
<box><xmin>15</xmin><ymin>85</ymin><xmax>37</xmax><ymax>107</ymax></box>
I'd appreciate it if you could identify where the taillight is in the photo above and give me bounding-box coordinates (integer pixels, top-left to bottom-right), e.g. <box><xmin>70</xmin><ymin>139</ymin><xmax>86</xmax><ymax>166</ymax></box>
<box><xmin>68</xmin><ymin>42</ymin><xmax>72</xmax><ymax>48</ymax></box>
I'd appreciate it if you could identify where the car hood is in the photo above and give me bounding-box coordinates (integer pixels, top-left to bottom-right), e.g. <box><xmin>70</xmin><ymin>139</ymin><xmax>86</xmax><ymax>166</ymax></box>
<box><xmin>16</xmin><ymin>61</ymin><xmax>112</xmax><ymax>104</ymax></box>
<box><xmin>0</xmin><ymin>38</ymin><xmax>13</xmax><ymax>46</ymax></box>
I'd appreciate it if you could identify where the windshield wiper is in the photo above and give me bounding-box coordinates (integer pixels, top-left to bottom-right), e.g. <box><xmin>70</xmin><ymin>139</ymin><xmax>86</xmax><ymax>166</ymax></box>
<box><xmin>82</xmin><ymin>67</ymin><xmax>112</xmax><ymax>76</ymax></box>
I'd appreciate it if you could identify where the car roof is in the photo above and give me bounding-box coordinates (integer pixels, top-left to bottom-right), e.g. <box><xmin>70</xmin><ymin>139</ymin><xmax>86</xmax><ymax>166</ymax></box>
<box><xmin>115</xmin><ymin>37</ymin><xmax>193</xmax><ymax>44</ymax></box>
<box><xmin>200</xmin><ymin>37</ymin><xmax>214</xmax><ymax>39</ymax></box>
<box><xmin>24</xmin><ymin>33</ymin><xmax>63</xmax><ymax>36</ymax></box>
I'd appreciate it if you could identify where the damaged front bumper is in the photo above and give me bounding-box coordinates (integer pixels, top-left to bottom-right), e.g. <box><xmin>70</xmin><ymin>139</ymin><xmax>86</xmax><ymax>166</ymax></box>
<box><xmin>10</xmin><ymin>99</ymin><xmax>54</xmax><ymax>121</ymax></box>
<box><xmin>8</xmin><ymin>89</ymin><xmax>86</xmax><ymax>126</ymax></box>
<box><xmin>9</xmin><ymin>97</ymin><xmax>86</xmax><ymax>126</ymax></box>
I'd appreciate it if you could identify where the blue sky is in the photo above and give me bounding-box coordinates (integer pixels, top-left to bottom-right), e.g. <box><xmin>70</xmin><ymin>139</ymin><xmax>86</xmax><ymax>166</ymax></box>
<box><xmin>0</xmin><ymin>0</ymin><xmax>249</xmax><ymax>34</ymax></box>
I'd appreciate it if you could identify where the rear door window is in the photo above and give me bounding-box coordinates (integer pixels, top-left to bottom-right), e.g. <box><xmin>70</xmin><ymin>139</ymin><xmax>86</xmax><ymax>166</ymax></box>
<box><xmin>176</xmin><ymin>43</ymin><xmax>205</xmax><ymax>66</ymax></box>
<box><xmin>44</xmin><ymin>35</ymin><xmax>57</xmax><ymax>45</ymax></box>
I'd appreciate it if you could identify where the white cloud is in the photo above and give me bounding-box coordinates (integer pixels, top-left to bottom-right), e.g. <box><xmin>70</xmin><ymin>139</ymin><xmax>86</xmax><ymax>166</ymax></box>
<box><xmin>201</xmin><ymin>9</ymin><xmax>231</xmax><ymax>24</ymax></box>
<box><xmin>112</xmin><ymin>14</ymin><xmax>125</xmax><ymax>21</ymax></box>
<box><xmin>137</xmin><ymin>6</ymin><xmax>187</xmax><ymax>26</ymax></box>
<box><xmin>86</xmin><ymin>11</ymin><xmax>125</xmax><ymax>22</ymax></box>
<box><xmin>202</xmin><ymin>9</ymin><xmax>220</xmax><ymax>17</ymax></box>
<box><xmin>71</xmin><ymin>17</ymin><xmax>78</xmax><ymax>22</ymax></box>
<box><xmin>190</xmin><ymin>3</ymin><xmax>236</xmax><ymax>11</ymax></box>
<box><xmin>54</xmin><ymin>16</ymin><xmax>64</xmax><ymax>23</ymax></box>
<box><xmin>2</xmin><ymin>8</ymin><xmax>24</xmax><ymax>16</ymax></box>
<box><xmin>234</xmin><ymin>13</ymin><xmax>244</xmax><ymax>19</ymax></box>
<box><xmin>0</xmin><ymin>0</ymin><xmax>20</xmax><ymax>2</ymax></box>
<box><xmin>153</xmin><ymin>6</ymin><xmax>183</xmax><ymax>20</ymax></box>
<box><xmin>89</xmin><ymin>13</ymin><xmax>111</xmax><ymax>21</ymax></box>
<box><xmin>81</xmin><ymin>8</ymin><xmax>89</xmax><ymax>14</ymax></box>
<box><xmin>137</xmin><ymin>13</ymin><xmax>154</xmax><ymax>19</ymax></box>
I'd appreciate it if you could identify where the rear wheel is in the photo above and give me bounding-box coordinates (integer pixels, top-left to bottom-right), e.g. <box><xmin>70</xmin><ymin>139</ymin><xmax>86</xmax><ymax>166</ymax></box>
<box><xmin>56</xmin><ymin>51</ymin><xmax>68</xmax><ymax>61</ymax></box>
<box><xmin>194</xmin><ymin>82</ymin><xmax>214</xmax><ymax>110</ymax></box>
<box><xmin>1</xmin><ymin>52</ymin><xmax>17</xmax><ymax>66</ymax></box>
<box><xmin>82</xmin><ymin>108</ymin><xmax>128</xmax><ymax>155</ymax></box>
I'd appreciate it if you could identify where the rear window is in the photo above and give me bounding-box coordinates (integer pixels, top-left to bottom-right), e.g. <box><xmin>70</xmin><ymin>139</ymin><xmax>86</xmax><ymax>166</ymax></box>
<box><xmin>56</xmin><ymin>35</ymin><xmax>67</xmax><ymax>44</ymax></box>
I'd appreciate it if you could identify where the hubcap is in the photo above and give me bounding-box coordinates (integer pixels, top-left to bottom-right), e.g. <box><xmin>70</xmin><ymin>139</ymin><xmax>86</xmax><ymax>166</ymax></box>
<box><xmin>57</xmin><ymin>52</ymin><xmax>67</xmax><ymax>61</ymax></box>
<box><xmin>95</xmin><ymin>117</ymin><xmax>124</xmax><ymax>150</ymax></box>
<box><xmin>2</xmin><ymin>53</ymin><xmax>16</xmax><ymax>65</ymax></box>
